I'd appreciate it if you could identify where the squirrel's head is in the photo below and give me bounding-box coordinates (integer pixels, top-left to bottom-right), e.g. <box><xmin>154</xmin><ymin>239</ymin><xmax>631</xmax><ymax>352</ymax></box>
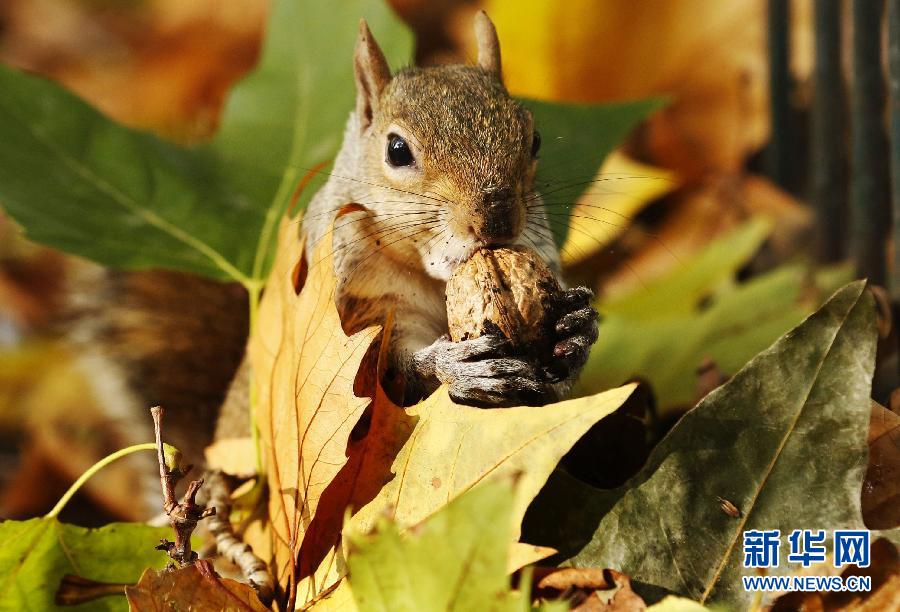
<box><xmin>352</xmin><ymin>12</ymin><xmax>541</xmax><ymax>279</ymax></box>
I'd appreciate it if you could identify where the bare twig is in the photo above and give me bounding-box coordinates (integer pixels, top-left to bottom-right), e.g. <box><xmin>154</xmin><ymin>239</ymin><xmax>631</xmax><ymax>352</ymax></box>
<box><xmin>151</xmin><ymin>406</ymin><xmax>215</xmax><ymax>567</ymax></box>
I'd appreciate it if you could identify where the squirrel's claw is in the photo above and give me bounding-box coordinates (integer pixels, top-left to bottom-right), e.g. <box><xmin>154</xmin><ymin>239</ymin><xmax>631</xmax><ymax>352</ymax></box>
<box><xmin>554</xmin><ymin>306</ymin><xmax>597</xmax><ymax>336</ymax></box>
<box><xmin>560</xmin><ymin>286</ymin><xmax>593</xmax><ymax>307</ymax></box>
<box><xmin>546</xmin><ymin>287</ymin><xmax>599</xmax><ymax>381</ymax></box>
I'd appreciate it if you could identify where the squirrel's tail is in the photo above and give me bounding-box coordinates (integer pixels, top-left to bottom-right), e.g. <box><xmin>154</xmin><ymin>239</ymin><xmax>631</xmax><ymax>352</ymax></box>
<box><xmin>66</xmin><ymin>265</ymin><xmax>249</xmax><ymax>471</ymax></box>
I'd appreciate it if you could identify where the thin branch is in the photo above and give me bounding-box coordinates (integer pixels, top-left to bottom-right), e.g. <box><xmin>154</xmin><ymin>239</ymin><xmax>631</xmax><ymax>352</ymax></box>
<box><xmin>151</xmin><ymin>406</ymin><xmax>215</xmax><ymax>567</ymax></box>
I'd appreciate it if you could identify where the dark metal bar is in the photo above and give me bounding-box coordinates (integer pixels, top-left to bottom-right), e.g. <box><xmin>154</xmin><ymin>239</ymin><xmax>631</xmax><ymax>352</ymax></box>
<box><xmin>811</xmin><ymin>0</ymin><xmax>849</xmax><ymax>263</ymax></box>
<box><xmin>851</xmin><ymin>0</ymin><xmax>890</xmax><ymax>286</ymax></box>
<box><xmin>767</xmin><ymin>0</ymin><xmax>793</xmax><ymax>190</ymax></box>
<box><xmin>889</xmin><ymin>0</ymin><xmax>900</xmax><ymax>297</ymax></box>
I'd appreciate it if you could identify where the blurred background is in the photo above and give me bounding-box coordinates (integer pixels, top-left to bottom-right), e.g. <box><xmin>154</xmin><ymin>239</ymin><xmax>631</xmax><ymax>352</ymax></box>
<box><xmin>0</xmin><ymin>0</ymin><xmax>894</xmax><ymax>525</ymax></box>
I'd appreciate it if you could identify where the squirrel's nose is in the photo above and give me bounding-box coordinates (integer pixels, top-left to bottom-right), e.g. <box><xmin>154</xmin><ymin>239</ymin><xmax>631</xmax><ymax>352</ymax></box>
<box><xmin>472</xmin><ymin>187</ymin><xmax>522</xmax><ymax>244</ymax></box>
<box><xmin>484</xmin><ymin>186</ymin><xmax>513</xmax><ymax>204</ymax></box>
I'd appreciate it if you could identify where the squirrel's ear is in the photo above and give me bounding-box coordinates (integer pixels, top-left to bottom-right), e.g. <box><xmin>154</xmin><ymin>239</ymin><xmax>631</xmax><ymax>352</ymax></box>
<box><xmin>474</xmin><ymin>11</ymin><xmax>502</xmax><ymax>79</ymax></box>
<box><xmin>354</xmin><ymin>19</ymin><xmax>391</xmax><ymax>130</ymax></box>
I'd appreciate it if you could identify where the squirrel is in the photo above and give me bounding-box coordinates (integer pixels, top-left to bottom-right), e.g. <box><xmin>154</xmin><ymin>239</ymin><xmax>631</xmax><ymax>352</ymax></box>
<box><xmin>70</xmin><ymin>12</ymin><xmax>599</xmax><ymax>474</ymax></box>
<box><xmin>297</xmin><ymin>12</ymin><xmax>599</xmax><ymax>408</ymax></box>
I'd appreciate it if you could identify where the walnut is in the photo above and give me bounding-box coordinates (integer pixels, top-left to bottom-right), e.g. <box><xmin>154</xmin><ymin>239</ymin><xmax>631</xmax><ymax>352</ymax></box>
<box><xmin>445</xmin><ymin>247</ymin><xmax>560</xmax><ymax>351</ymax></box>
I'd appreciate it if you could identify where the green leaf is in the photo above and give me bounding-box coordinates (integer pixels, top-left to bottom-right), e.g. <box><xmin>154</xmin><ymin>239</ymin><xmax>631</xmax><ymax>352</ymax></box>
<box><xmin>0</xmin><ymin>65</ymin><xmax>255</xmax><ymax>282</ymax></box>
<box><xmin>524</xmin><ymin>97</ymin><xmax>665</xmax><ymax>246</ymax></box>
<box><xmin>526</xmin><ymin>281</ymin><xmax>877</xmax><ymax>609</ymax></box>
<box><xmin>602</xmin><ymin>217</ymin><xmax>772</xmax><ymax>317</ymax></box>
<box><xmin>208</xmin><ymin>0</ymin><xmax>414</xmax><ymax>282</ymax></box>
<box><xmin>0</xmin><ymin>0</ymin><xmax>413</xmax><ymax>285</ymax></box>
<box><xmin>0</xmin><ymin>518</ymin><xmax>170</xmax><ymax>611</ymax></box>
<box><xmin>577</xmin><ymin>220</ymin><xmax>854</xmax><ymax>414</ymax></box>
<box><xmin>347</xmin><ymin>478</ymin><xmax>559</xmax><ymax>612</ymax></box>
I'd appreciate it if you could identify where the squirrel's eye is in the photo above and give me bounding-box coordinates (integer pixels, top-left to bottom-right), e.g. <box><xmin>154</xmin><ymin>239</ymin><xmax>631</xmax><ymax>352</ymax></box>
<box><xmin>387</xmin><ymin>134</ymin><xmax>414</xmax><ymax>167</ymax></box>
<box><xmin>531</xmin><ymin>131</ymin><xmax>541</xmax><ymax>158</ymax></box>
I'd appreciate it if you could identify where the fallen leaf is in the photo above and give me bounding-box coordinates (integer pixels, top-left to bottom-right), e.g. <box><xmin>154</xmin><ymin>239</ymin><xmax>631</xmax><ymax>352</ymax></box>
<box><xmin>526</xmin><ymin>281</ymin><xmax>878</xmax><ymax>609</ymax></box>
<box><xmin>862</xmin><ymin>402</ymin><xmax>900</xmax><ymax>528</ymax></box>
<box><xmin>600</xmin><ymin>217</ymin><xmax>771</xmax><ymax>318</ymax></box>
<box><xmin>125</xmin><ymin>560</ymin><xmax>268</xmax><ymax>611</ymax></box>
<box><xmin>205</xmin><ymin>437</ymin><xmax>257</xmax><ymax>479</ymax></box>
<box><xmin>248</xmin><ymin>215</ymin><xmax>380</xmax><ymax>598</ymax></box>
<box><xmin>249</xmin><ymin>217</ymin><xmax>635</xmax><ymax>605</ymax></box>
<box><xmin>0</xmin><ymin>518</ymin><xmax>170</xmax><ymax>611</ymax></box>
<box><xmin>560</xmin><ymin>151</ymin><xmax>678</xmax><ymax>267</ymax></box>
<box><xmin>344</xmin><ymin>479</ymin><xmax>567</xmax><ymax>612</ymax></box>
<box><xmin>303</xmin><ymin>579</ymin><xmax>357</xmax><ymax>612</ymax></box>
<box><xmin>645</xmin><ymin>597</ymin><xmax>708</xmax><ymax>611</ymax></box>
<box><xmin>578</xmin><ymin>220</ymin><xmax>851</xmax><ymax>415</ymax></box>
<box><xmin>599</xmin><ymin>176</ymin><xmax>812</xmax><ymax>301</ymax></box>
<box><xmin>842</xmin><ymin>574</ymin><xmax>900</xmax><ymax>611</ymax></box>
<box><xmin>771</xmin><ymin>538</ymin><xmax>900</xmax><ymax>612</ymax></box>
<box><xmin>481</xmin><ymin>1</ymin><xmax>812</xmax><ymax>182</ymax></box>
<box><xmin>343</xmin><ymin>383</ymin><xmax>634</xmax><ymax>550</ymax></box>
<box><xmin>0</xmin><ymin>0</ymin><xmax>264</xmax><ymax>140</ymax></box>
<box><xmin>533</xmin><ymin>567</ymin><xmax>646</xmax><ymax>611</ymax></box>
<box><xmin>509</xmin><ymin>543</ymin><xmax>557</xmax><ymax>574</ymax></box>
<box><xmin>825</xmin><ymin>538</ymin><xmax>900</xmax><ymax>611</ymax></box>
<box><xmin>346</xmin><ymin>478</ymin><xmax>521</xmax><ymax>612</ymax></box>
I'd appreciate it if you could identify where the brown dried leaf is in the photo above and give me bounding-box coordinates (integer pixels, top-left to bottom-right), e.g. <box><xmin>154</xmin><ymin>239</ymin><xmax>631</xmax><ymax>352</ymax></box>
<box><xmin>533</xmin><ymin>567</ymin><xmax>646</xmax><ymax>611</ymax></box>
<box><xmin>863</xmin><ymin>401</ymin><xmax>900</xmax><ymax>529</ymax></box>
<box><xmin>0</xmin><ymin>0</ymin><xmax>264</xmax><ymax>140</ymax></box>
<box><xmin>771</xmin><ymin>538</ymin><xmax>900</xmax><ymax>612</ymax></box>
<box><xmin>125</xmin><ymin>561</ymin><xmax>268</xmax><ymax>611</ymax></box>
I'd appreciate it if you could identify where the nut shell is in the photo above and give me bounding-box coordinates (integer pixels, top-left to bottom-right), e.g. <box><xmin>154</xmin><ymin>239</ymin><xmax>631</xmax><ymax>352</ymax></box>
<box><xmin>445</xmin><ymin>247</ymin><xmax>560</xmax><ymax>349</ymax></box>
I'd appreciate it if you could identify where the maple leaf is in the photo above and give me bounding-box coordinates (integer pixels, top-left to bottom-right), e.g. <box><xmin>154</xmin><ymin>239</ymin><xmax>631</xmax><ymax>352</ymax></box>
<box><xmin>248</xmin><ymin>214</ymin><xmax>634</xmax><ymax>606</ymax></box>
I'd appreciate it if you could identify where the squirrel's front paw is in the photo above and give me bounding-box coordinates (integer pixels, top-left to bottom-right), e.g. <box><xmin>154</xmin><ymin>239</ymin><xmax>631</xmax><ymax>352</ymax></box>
<box><xmin>413</xmin><ymin>330</ymin><xmax>555</xmax><ymax>407</ymax></box>
<box><xmin>545</xmin><ymin>286</ymin><xmax>599</xmax><ymax>382</ymax></box>
<box><xmin>443</xmin><ymin>352</ymin><xmax>554</xmax><ymax>407</ymax></box>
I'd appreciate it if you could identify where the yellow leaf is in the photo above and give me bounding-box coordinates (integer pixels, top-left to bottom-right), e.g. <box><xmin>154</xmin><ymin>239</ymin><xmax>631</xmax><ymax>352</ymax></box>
<box><xmin>346</xmin><ymin>384</ymin><xmax>634</xmax><ymax>540</ymax></box>
<box><xmin>646</xmin><ymin>595</ymin><xmax>709</xmax><ymax>611</ymax></box>
<box><xmin>481</xmin><ymin>0</ymin><xmax>807</xmax><ymax>179</ymax></box>
<box><xmin>560</xmin><ymin>151</ymin><xmax>677</xmax><ymax>266</ymax></box>
<box><xmin>305</xmin><ymin>580</ymin><xmax>358</xmax><ymax>612</ymax></box>
<box><xmin>204</xmin><ymin>437</ymin><xmax>256</xmax><ymax>478</ymax></box>
<box><xmin>249</xmin><ymin>215</ymin><xmax>380</xmax><ymax>596</ymax></box>
<box><xmin>508</xmin><ymin>543</ymin><xmax>556</xmax><ymax>574</ymax></box>
<box><xmin>251</xmin><ymin>215</ymin><xmax>635</xmax><ymax>606</ymax></box>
